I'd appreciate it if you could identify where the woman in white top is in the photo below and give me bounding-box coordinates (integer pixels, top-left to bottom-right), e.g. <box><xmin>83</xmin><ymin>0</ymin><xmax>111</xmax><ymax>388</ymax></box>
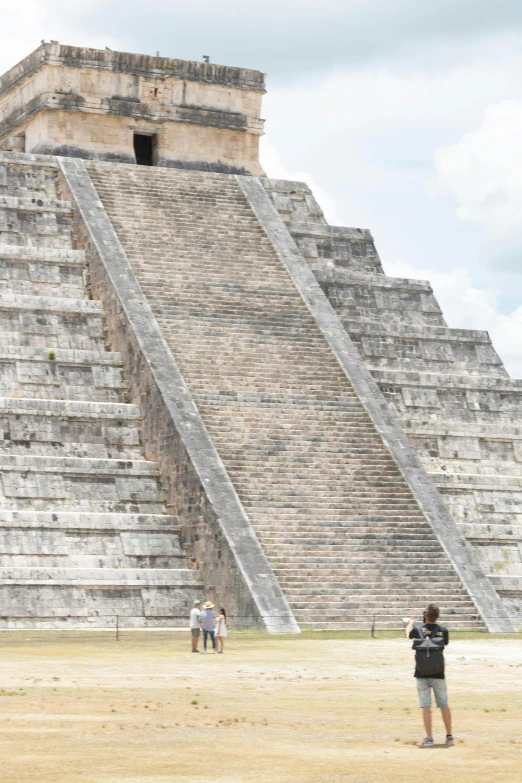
<box><xmin>215</xmin><ymin>607</ymin><xmax>228</xmax><ymax>653</ymax></box>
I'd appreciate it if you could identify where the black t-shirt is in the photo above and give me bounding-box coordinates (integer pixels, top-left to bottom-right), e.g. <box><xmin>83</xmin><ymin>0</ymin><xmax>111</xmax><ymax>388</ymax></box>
<box><xmin>409</xmin><ymin>623</ymin><xmax>449</xmax><ymax>679</ymax></box>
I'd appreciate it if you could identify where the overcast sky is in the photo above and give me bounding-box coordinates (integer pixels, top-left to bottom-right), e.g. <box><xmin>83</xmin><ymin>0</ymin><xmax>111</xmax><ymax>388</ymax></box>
<box><xmin>1</xmin><ymin>0</ymin><xmax>521</xmax><ymax>374</ymax></box>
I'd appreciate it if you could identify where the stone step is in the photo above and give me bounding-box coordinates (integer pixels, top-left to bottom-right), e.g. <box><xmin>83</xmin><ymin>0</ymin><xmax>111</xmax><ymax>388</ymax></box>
<box><xmin>250</xmin><ymin>509</ymin><xmax>426</xmax><ymax>519</ymax></box>
<box><xmin>287</xmin><ymin>594</ymin><xmax>471</xmax><ymax>606</ymax></box>
<box><xmin>263</xmin><ymin>543</ymin><xmax>444</xmax><ymax>554</ymax></box>
<box><xmin>244</xmin><ymin>497</ymin><xmax>424</xmax><ymax>506</ymax></box>
<box><xmin>461</xmin><ymin>523</ymin><xmax>522</xmax><ymax>541</ymax></box>
<box><xmin>0</xmin><ymin>292</ymin><xmax>105</xmax><ymax>350</ymax></box>
<box><xmin>367</xmin><ymin>356</ymin><xmax>505</xmax><ymax>378</ymax></box>
<box><xmin>341</xmin><ymin>317</ymin><xmax>491</xmax><ymax>344</ymax></box>
<box><xmin>0</xmin><ymin>510</ymin><xmax>180</xmax><ymax>531</ymax></box>
<box><xmin>489</xmin><ymin>575</ymin><xmax>522</xmax><ymax>591</ymax></box>
<box><xmin>0</xmin><ymin>244</ymin><xmax>85</xmax><ymax>266</ymax></box>
<box><xmin>404</xmin><ymin>418</ymin><xmax>522</xmax><ymax>439</ymax></box>
<box><xmin>282</xmin><ymin>582</ymin><xmax>467</xmax><ymax>593</ymax></box>
<box><xmin>221</xmin><ymin>448</ymin><xmax>397</xmax><ymax>459</ymax></box>
<box><xmin>0</xmin><ymin>575</ymin><xmax>202</xmax><ymax>627</ymax></box>
<box><xmin>0</xmin><ymin>566</ymin><xmax>198</xmax><ymax>585</ymax></box>
<box><xmin>347</xmin><ymin>334</ymin><xmax>504</xmax><ymax>379</ymax></box>
<box><xmin>200</xmin><ymin>409</ymin><xmax>376</xmax><ymax>421</ymax></box>
<box><xmin>260</xmin><ymin>532</ymin><xmax>440</xmax><ymax>543</ymax></box>
<box><xmin>257</xmin><ymin>530</ymin><xmax>432</xmax><ymax>540</ymax></box>
<box><xmin>232</xmin><ymin>469</ymin><xmax>413</xmax><ymax>479</ymax></box>
<box><xmin>373</xmin><ymin>367</ymin><xmax>522</xmax><ymax>393</ymax></box>
<box><xmin>0</xmin><ymin>396</ymin><xmax>143</xmax><ymax>459</ymax></box>
<box><xmin>289</xmin><ymin>604</ymin><xmax>477</xmax><ymax>618</ymax></box>
<box><xmin>0</xmin><ymin>151</ymin><xmax>59</xmax><ymax>169</ymax></box>
<box><xmin>0</xmin><ymin>345</ymin><xmax>125</xmax><ymax>401</ymax></box>
<box><xmin>315</xmin><ymin>277</ymin><xmax>445</xmax><ymax>329</ymax></box>
<box><xmin>257</xmin><ymin>527</ymin><xmax>430</xmax><ymax>537</ymax></box>
<box><xmin>0</xmin><ymin>454</ymin><xmax>164</xmax><ymax>512</ymax></box>
<box><xmin>276</xmin><ymin>568</ymin><xmax>460</xmax><ymax>579</ymax></box>
<box><xmin>425</xmin><ymin>458</ymin><xmax>522</xmax><ymax>478</ymax></box>
<box><xmin>0</xmin><ymin>243</ymin><xmax>86</xmax><ymax>298</ymax></box>
<box><xmin>0</xmin><ymin>453</ymin><xmax>159</xmax><ymax>475</ymax></box>
<box><xmin>0</xmin><ymin>585</ymin><xmax>202</xmax><ymax>628</ymax></box>
<box><xmin>241</xmin><ymin>498</ymin><xmax>424</xmax><ymax>508</ymax></box>
<box><xmin>296</xmin><ymin>620</ymin><xmax>483</xmax><ymax>630</ymax></box>
<box><xmin>0</xmin><ymin>527</ymin><xmax>181</xmax><ymax>555</ymax></box>
<box><xmin>0</xmin><ymin>553</ymin><xmax>186</xmax><ymax>568</ymax></box>
<box><xmin>0</xmin><ymin>195</ymin><xmax>71</xmax><ymax>213</ymax></box>
<box><xmin>276</xmin><ymin>565</ymin><xmax>461</xmax><ymax>576</ymax></box>
<box><xmin>284</xmin><ymin>585</ymin><xmax>469</xmax><ymax>596</ymax></box>
<box><xmin>229</xmin><ymin>470</ymin><xmax>414</xmax><ymax>481</ymax></box>
<box><xmin>402</xmin><ymin>409</ymin><xmax>521</xmax><ymax>429</ymax></box>
<box><xmin>271</xmin><ymin>555</ymin><xmax>451</xmax><ymax>565</ymax></box>
<box><xmin>293</xmin><ymin>612</ymin><xmax>480</xmax><ymax>623</ymax></box>
<box><xmin>0</xmin><ymin>194</ymin><xmax>73</xmax><ymax>248</ymax></box>
<box><xmin>407</xmin><ymin>426</ymin><xmax>522</xmax><ymax>467</ymax></box>
<box><xmin>231</xmin><ymin>476</ymin><xmax>414</xmax><ymax>487</ymax></box>
<box><xmin>0</xmin><ymin>615</ymin><xmax>194</xmax><ymax>630</ymax></box>
<box><xmin>435</xmin><ymin>473</ymin><xmax>522</xmax><ymax>490</ymax></box>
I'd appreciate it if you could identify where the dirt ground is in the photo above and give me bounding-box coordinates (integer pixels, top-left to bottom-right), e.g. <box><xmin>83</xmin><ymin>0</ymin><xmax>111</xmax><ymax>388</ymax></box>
<box><xmin>0</xmin><ymin>630</ymin><xmax>520</xmax><ymax>783</ymax></box>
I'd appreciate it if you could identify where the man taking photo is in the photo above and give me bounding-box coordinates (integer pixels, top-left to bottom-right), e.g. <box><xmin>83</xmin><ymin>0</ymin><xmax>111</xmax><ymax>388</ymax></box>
<box><xmin>405</xmin><ymin>604</ymin><xmax>455</xmax><ymax>748</ymax></box>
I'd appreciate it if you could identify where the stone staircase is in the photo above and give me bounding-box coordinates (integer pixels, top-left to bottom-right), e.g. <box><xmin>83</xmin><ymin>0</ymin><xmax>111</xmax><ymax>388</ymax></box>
<box><xmin>87</xmin><ymin>161</ymin><xmax>484</xmax><ymax>630</ymax></box>
<box><xmin>0</xmin><ymin>151</ymin><xmax>200</xmax><ymax>628</ymax></box>
<box><xmin>263</xmin><ymin>178</ymin><xmax>522</xmax><ymax>624</ymax></box>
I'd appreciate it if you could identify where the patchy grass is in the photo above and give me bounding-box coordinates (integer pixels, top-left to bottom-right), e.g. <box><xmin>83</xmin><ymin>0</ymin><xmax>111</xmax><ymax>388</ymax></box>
<box><xmin>0</xmin><ymin>630</ymin><xmax>520</xmax><ymax>782</ymax></box>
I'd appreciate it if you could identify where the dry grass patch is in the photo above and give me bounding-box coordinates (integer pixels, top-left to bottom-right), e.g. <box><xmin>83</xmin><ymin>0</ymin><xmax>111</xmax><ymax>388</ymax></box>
<box><xmin>0</xmin><ymin>630</ymin><xmax>520</xmax><ymax>782</ymax></box>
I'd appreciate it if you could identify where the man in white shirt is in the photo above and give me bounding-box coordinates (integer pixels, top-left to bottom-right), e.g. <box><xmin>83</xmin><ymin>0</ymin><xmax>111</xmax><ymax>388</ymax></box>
<box><xmin>190</xmin><ymin>600</ymin><xmax>202</xmax><ymax>653</ymax></box>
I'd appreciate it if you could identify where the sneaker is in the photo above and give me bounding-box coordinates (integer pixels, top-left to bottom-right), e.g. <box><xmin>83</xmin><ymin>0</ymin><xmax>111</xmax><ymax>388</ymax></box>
<box><xmin>191</xmin><ymin>650</ymin><xmax>200</xmax><ymax>653</ymax></box>
<box><xmin>203</xmin><ymin>650</ymin><xmax>207</xmax><ymax>655</ymax></box>
<box><xmin>420</xmin><ymin>738</ymin><xmax>434</xmax><ymax>748</ymax></box>
<box><xmin>446</xmin><ymin>735</ymin><xmax>455</xmax><ymax>747</ymax></box>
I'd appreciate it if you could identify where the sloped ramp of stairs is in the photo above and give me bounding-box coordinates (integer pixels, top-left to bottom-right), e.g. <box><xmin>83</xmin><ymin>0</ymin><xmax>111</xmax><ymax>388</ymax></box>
<box><xmin>79</xmin><ymin>160</ymin><xmax>509</xmax><ymax>631</ymax></box>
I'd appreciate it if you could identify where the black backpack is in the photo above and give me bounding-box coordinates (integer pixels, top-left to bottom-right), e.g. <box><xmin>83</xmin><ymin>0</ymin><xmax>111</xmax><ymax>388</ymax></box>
<box><xmin>412</xmin><ymin>624</ymin><xmax>445</xmax><ymax>677</ymax></box>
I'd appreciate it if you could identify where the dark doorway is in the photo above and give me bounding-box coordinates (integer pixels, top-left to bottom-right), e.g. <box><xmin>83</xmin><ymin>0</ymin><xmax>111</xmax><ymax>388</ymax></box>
<box><xmin>133</xmin><ymin>133</ymin><xmax>156</xmax><ymax>166</ymax></box>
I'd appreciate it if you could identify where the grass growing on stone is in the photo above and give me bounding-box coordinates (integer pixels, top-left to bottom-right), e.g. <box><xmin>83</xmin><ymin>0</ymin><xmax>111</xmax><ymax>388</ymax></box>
<box><xmin>0</xmin><ymin>631</ymin><xmax>520</xmax><ymax>782</ymax></box>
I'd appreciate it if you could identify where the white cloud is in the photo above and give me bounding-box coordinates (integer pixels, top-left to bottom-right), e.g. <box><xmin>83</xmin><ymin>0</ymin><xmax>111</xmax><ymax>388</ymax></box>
<box><xmin>384</xmin><ymin>259</ymin><xmax>522</xmax><ymax>378</ymax></box>
<box><xmin>433</xmin><ymin>101</ymin><xmax>522</xmax><ymax>245</ymax></box>
<box><xmin>259</xmin><ymin>138</ymin><xmax>339</xmax><ymax>224</ymax></box>
<box><xmin>0</xmin><ymin>0</ymin><xmax>122</xmax><ymax>75</ymax></box>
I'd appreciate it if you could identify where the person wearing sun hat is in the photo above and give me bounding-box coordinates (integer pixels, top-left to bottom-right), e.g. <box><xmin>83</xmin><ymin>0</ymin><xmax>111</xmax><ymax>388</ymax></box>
<box><xmin>199</xmin><ymin>601</ymin><xmax>217</xmax><ymax>654</ymax></box>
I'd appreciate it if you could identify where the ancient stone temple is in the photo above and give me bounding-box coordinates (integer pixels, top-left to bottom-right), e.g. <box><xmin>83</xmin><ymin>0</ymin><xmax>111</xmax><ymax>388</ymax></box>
<box><xmin>0</xmin><ymin>42</ymin><xmax>518</xmax><ymax>632</ymax></box>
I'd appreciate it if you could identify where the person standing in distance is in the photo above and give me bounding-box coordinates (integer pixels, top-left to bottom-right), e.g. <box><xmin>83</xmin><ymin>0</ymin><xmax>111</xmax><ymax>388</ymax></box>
<box><xmin>215</xmin><ymin>607</ymin><xmax>228</xmax><ymax>653</ymax></box>
<box><xmin>405</xmin><ymin>604</ymin><xmax>454</xmax><ymax>747</ymax></box>
<box><xmin>190</xmin><ymin>600</ymin><xmax>202</xmax><ymax>653</ymax></box>
<box><xmin>200</xmin><ymin>601</ymin><xmax>217</xmax><ymax>654</ymax></box>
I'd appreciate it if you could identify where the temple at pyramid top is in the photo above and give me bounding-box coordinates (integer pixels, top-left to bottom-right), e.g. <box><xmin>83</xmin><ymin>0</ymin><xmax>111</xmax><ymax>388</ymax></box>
<box><xmin>0</xmin><ymin>42</ymin><xmax>266</xmax><ymax>175</ymax></box>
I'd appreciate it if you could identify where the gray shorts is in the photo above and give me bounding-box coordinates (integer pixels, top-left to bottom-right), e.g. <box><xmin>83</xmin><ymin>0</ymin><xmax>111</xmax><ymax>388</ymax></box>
<box><xmin>191</xmin><ymin>628</ymin><xmax>200</xmax><ymax>638</ymax></box>
<box><xmin>416</xmin><ymin>677</ymin><xmax>449</xmax><ymax>708</ymax></box>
